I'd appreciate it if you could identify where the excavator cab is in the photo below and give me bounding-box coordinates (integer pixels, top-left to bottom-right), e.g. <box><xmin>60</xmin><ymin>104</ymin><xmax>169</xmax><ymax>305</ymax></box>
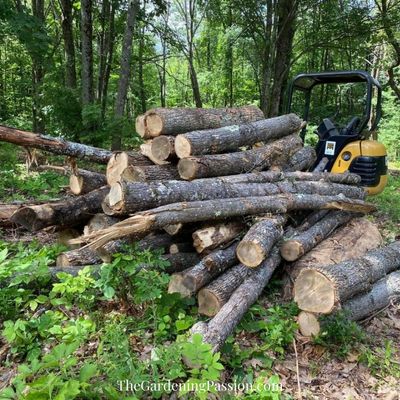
<box><xmin>287</xmin><ymin>70</ymin><xmax>388</xmax><ymax>195</ymax></box>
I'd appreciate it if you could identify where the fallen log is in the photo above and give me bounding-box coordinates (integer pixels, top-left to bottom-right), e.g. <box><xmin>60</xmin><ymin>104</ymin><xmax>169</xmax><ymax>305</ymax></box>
<box><xmin>313</xmin><ymin>157</ymin><xmax>329</xmax><ymax>172</ymax></box>
<box><xmin>294</xmin><ymin>240</ymin><xmax>400</xmax><ymax>314</ymax></box>
<box><xmin>178</xmin><ymin>134</ymin><xmax>303</xmax><ymax>180</ymax></box>
<box><xmin>0</xmin><ymin>204</ymin><xmax>19</xmax><ymax>227</ymax></box>
<box><xmin>120</xmin><ymin>164</ymin><xmax>180</xmax><ymax>182</ymax></box>
<box><xmin>104</xmin><ymin>177</ymin><xmax>365</xmax><ymax>215</ymax></box>
<box><xmin>83</xmin><ymin>214</ymin><xmax>120</xmax><ymax>236</ymax></box>
<box><xmin>57</xmin><ymin>228</ymin><xmax>81</xmax><ymax>249</ymax></box>
<box><xmin>70</xmin><ymin>169</ymin><xmax>107</xmax><ymax>195</ymax></box>
<box><xmin>280</xmin><ymin>211</ymin><xmax>355</xmax><ymax>262</ymax></box>
<box><xmin>75</xmin><ymin>194</ymin><xmax>376</xmax><ymax>249</ymax></box>
<box><xmin>0</xmin><ymin>125</ymin><xmax>113</xmax><ymax>164</ymax></box>
<box><xmin>282</xmin><ymin>146</ymin><xmax>316</xmax><ymax>172</ymax></box>
<box><xmin>192</xmin><ymin>221</ymin><xmax>244</xmax><ymax>253</ymax></box>
<box><xmin>190</xmin><ymin>248</ymin><xmax>281</xmax><ymax>353</ymax></box>
<box><xmin>151</xmin><ymin>136</ymin><xmax>176</xmax><ymax>162</ymax></box>
<box><xmin>143</xmin><ymin>105</ymin><xmax>264</xmax><ymax>137</ymax></box>
<box><xmin>106</xmin><ymin>151</ymin><xmax>153</xmax><ymax>186</ymax></box>
<box><xmin>236</xmin><ymin>215</ymin><xmax>286</xmax><ymax>267</ymax></box>
<box><xmin>174</xmin><ymin>114</ymin><xmax>302</xmax><ymax>158</ymax></box>
<box><xmin>168</xmin><ymin>242</ymin><xmax>239</xmax><ymax>296</ymax></box>
<box><xmin>11</xmin><ymin>186</ymin><xmax>109</xmax><ymax>231</ymax></box>
<box><xmin>198</xmin><ymin>263</ymin><xmax>253</xmax><ymax>316</ymax></box>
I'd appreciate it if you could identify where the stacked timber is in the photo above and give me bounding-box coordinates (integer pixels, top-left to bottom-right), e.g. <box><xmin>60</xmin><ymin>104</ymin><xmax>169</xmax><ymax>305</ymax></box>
<box><xmin>2</xmin><ymin>105</ymin><xmax>391</xmax><ymax>353</ymax></box>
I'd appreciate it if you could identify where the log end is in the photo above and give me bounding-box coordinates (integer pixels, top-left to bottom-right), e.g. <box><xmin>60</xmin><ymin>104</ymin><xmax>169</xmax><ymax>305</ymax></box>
<box><xmin>198</xmin><ymin>288</ymin><xmax>220</xmax><ymax>317</ymax></box>
<box><xmin>298</xmin><ymin>311</ymin><xmax>321</xmax><ymax>337</ymax></box>
<box><xmin>164</xmin><ymin>223</ymin><xmax>183</xmax><ymax>236</ymax></box>
<box><xmin>168</xmin><ymin>274</ymin><xmax>192</xmax><ymax>297</ymax></box>
<box><xmin>56</xmin><ymin>253</ymin><xmax>72</xmax><ymax>267</ymax></box>
<box><xmin>69</xmin><ymin>175</ymin><xmax>83</xmax><ymax>195</ymax></box>
<box><xmin>178</xmin><ymin>158</ymin><xmax>197</xmax><ymax>180</ymax></box>
<box><xmin>151</xmin><ymin>136</ymin><xmax>174</xmax><ymax>161</ymax></box>
<box><xmin>135</xmin><ymin>115</ymin><xmax>147</xmax><ymax>138</ymax></box>
<box><xmin>236</xmin><ymin>241</ymin><xmax>265</xmax><ymax>267</ymax></box>
<box><xmin>294</xmin><ymin>269</ymin><xmax>335</xmax><ymax>314</ymax></box>
<box><xmin>280</xmin><ymin>240</ymin><xmax>304</xmax><ymax>262</ymax></box>
<box><xmin>108</xmin><ymin>183</ymin><xmax>124</xmax><ymax>210</ymax></box>
<box><xmin>175</xmin><ymin>135</ymin><xmax>192</xmax><ymax>159</ymax></box>
<box><xmin>10</xmin><ymin>205</ymin><xmax>54</xmax><ymax>232</ymax></box>
<box><xmin>146</xmin><ymin>113</ymin><xmax>163</xmax><ymax>137</ymax></box>
<box><xmin>106</xmin><ymin>152</ymin><xmax>129</xmax><ymax>186</ymax></box>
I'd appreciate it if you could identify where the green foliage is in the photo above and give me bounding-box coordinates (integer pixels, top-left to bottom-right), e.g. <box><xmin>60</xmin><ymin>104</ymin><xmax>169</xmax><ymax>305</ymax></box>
<box><xmin>370</xmin><ymin>175</ymin><xmax>400</xmax><ymax>224</ymax></box>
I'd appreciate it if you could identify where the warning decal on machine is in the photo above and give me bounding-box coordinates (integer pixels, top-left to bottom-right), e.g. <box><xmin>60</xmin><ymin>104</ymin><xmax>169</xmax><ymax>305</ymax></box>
<box><xmin>325</xmin><ymin>141</ymin><xmax>336</xmax><ymax>156</ymax></box>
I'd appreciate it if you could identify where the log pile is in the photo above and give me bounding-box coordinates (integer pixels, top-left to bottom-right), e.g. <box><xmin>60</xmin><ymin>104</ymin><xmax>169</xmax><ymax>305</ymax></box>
<box><xmin>2</xmin><ymin>105</ymin><xmax>393</xmax><ymax>352</ymax></box>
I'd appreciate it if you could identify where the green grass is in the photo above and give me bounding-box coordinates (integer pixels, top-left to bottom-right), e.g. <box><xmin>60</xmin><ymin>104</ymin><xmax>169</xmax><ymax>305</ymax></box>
<box><xmin>370</xmin><ymin>175</ymin><xmax>400</xmax><ymax>224</ymax></box>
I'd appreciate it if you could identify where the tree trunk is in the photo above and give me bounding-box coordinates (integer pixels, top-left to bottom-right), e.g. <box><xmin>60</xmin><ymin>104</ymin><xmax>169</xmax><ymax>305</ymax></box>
<box><xmin>79</xmin><ymin>194</ymin><xmax>375</xmax><ymax>249</ymax></box>
<box><xmin>81</xmin><ymin>0</ymin><xmax>94</xmax><ymax>105</ymax></box>
<box><xmin>236</xmin><ymin>215</ymin><xmax>286</xmax><ymax>267</ymax></box>
<box><xmin>121</xmin><ymin>164</ymin><xmax>180</xmax><ymax>182</ymax></box>
<box><xmin>138</xmin><ymin>26</ymin><xmax>146</xmax><ymax>113</ymax></box>
<box><xmin>143</xmin><ymin>106</ymin><xmax>264</xmax><ymax>137</ymax></box>
<box><xmin>174</xmin><ymin>114</ymin><xmax>302</xmax><ymax>158</ymax></box>
<box><xmin>112</xmin><ymin>0</ymin><xmax>139</xmax><ymax>150</ymax></box>
<box><xmin>150</xmin><ymin>136</ymin><xmax>176</xmax><ymax>162</ymax></box>
<box><xmin>178</xmin><ymin>134</ymin><xmax>303</xmax><ymax>180</ymax></box>
<box><xmin>69</xmin><ymin>169</ymin><xmax>107</xmax><ymax>195</ymax></box>
<box><xmin>11</xmin><ymin>186</ymin><xmax>109</xmax><ymax>231</ymax></box>
<box><xmin>192</xmin><ymin>221</ymin><xmax>244</xmax><ymax>253</ymax></box>
<box><xmin>294</xmin><ymin>240</ymin><xmax>400</xmax><ymax>314</ymax></box>
<box><xmin>190</xmin><ymin>249</ymin><xmax>281</xmax><ymax>353</ymax></box>
<box><xmin>280</xmin><ymin>211</ymin><xmax>355</xmax><ymax>262</ymax></box>
<box><xmin>282</xmin><ymin>146</ymin><xmax>316</xmax><ymax>172</ymax></box>
<box><xmin>0</xmin><ymin>125</ymin><xmax>113</xmax><ymax>163</ymax></box>
<box><xmin>188</xmin><ymin>56</ymin><xmax>202</xmax><ymax>108</ymax></box>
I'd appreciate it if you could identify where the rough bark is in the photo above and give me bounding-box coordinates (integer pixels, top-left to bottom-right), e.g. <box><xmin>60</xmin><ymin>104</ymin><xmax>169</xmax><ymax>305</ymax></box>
<box><xmin>83</xmin><ymin>213</ymin><xmax>119</xmax><ymax>236</ymax></box>
<box><xmin>106</xmin><ymin>151</ymin><xmax>153</xmax><ymax>185</ymax></box>
<box><xmin>162</xmin><ymin>253</ymin><xmax>200</xmax><ymax>274</ymax></box>
<box><xmin>104</xmin><ymin>178</ymin><xmax>365</xmax><ymax>215</ymax></box>
<box><xmin>0</xmin><ymin>204</ymin><xmax>19</xmax><ymax>226</ymax></box>
<box><xmin>121</xmin><ymin>164</ymin><xmax>180</xmax><ymax>182</ymax></box>
<box><xmin>69</xmin><ymin>169</ymin><xmax>107</xmax><ymax>195</ymax></box>
<box><xmin>178</xmin><ymin>134</ymin><xmax>303</xmax><ymax>180</ymax></box>
<box><xmin>294</xmin><ymin>240</ymin><xmax>400</xmax><ymax>314</ymax></box>
<box><xmin>192</xmin><ymin>221</ymin><xmax>244</xmax><ymax>253</ymax></box>
<box><xmin>174</xmin><ymin>114</ymin><xmax>302</xmax><ymax>158</ymax></box>
<box><xmin>237</xmin><ymin>215</ymin><xmax>286</xmax><ymax>267</ymax></box>
<box><xmin>190</xmin><ymin>249</ymin><xmax>281</xmax><ymax>353</ymax></box>
<box><xmin>81</xmin><ymin>0</ymin><xmax>94</xmax><ymax>105</ymax></box>
<box><xmin>11</xmin><ymin>186</ymin><xmax>109</xmax><ymax>231</ymax></box>
<box><xmin>78</xmin><ymin>194</ymin><xmax>376</xmax><ymax>249</ymax></box>
<box><xmin>151</xmin><ymin>136</ymin><xmax>176</xmax><ymax>161</ymax></box>
<box><xmin>0</xmin><ymin>125</ymin><xmax>113</xmax><ymax>163</ymax></box>
<box><xmin>313</xmin><ymin>157</ymin><xmax>329</xmax><ymax>173</ymax></box>
<box><xmin>280</xmin><ymin>211</ymin><xmax>355</xmax><ymax>262</ymax></box>
<box><xmin>144</xmin><ymin>105</ymin><xmax>264</xmax><ymax>137</ymax></box>
<box><xmin>282</xmin><ymin>146</ymin><xmax>316</xmax><ymax>172</ymax></box>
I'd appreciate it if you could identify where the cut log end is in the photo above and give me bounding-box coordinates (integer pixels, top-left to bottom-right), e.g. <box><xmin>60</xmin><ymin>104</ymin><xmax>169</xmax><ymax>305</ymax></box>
<box><xmin>146</xmin><ymin>114</ymin><xmax>163</xmax><ymax>137</ymax></box>
<box><xmin>151</xmin><ymin>136</ymin><xmax>175</xmax><ymax>161</ymax></box>
<box><xmin>175</xmin><ymin>135</ymin><xmax>192</xmax><ymax>159</ymax></box>
<box><xmin>298</xmin><ymin>311</ymin><xmax>321</xmax><ymax>337</ymax></box>
<box><xmin>56</xmin><ymin>253</ymin><xmax>72</xmax><ymax>267</ymax></box>
<box><xmin>135</xmin><ymin>115</ymin><xmax>147</xmax><ymax>138</ymax></box>
<box><xmin>294</xmin><ymin>269</ymin><xmax>335</xmax><ymax>314</ymax></box>
<box><xmin>178</xmin><ymin>158</ymin><xmax>197</xmax><ymax>180</ymax></box>
<box><xmin>280</xmin><ymin>240</ymin><xmax>304</xmax><ymax>262</ymax></box>
<box><xmin>107</xmin><ymin>152</ymin><xmax>129</xmax><ymax>186</ymax></box>
<box><xmin>11</xmin><ymin>205</ymin><xmax>54</xmax><ymax>231</ymax></box>
<box><xmin>236</xmin><ymin>241</ymin><xmax>265</xmax><ymax>267</ymax></box>
<box><xmin>108</xmin><ymin>183</ymin><xmax>124</xmax><ymax>210</ymax></box>
<box><xmin>164</xmin><ymin>223</ymin><xmax>183</xmax><ymax>236</ymax></box>
<box><xmin>168</xmin><ymin>274</ymin><xmax>192</xmax><ymax>297</ymax></box>
<box><xmin>69</xmin><ymin>175</ymin><xmax>83</xmax><ymax>195</ymax></box>
<box><xmin>198</xmin><ymin>288</ymin><xmax>221</xmax><ymax>317</ymax></box>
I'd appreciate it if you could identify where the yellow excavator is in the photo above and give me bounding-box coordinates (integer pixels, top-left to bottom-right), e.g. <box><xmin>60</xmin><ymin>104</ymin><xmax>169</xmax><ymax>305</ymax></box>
<box><xmin>287</xmin><ymin>70</ymin><xmax>388</xmax><ymax>195</ymax></box>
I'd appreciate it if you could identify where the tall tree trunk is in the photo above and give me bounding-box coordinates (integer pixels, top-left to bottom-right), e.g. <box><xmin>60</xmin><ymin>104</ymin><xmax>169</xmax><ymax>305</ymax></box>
<box><xmin>81</xmin><ymin>0</ymin><xmax>94</xmax><ymax>105</ymax></box>
<box><xmin>224</xmin><ymin>6</ymin><xmax>234</xmax><ymax>107</ymax></box>
<box><xmin>138</xmin><ymin>26</ymin><xmax>146</xmax><ymax>113</ymax></box>
<box><xmin>97</xmin><ymin>0</ymin><xmax>110</xmax><ymax>103</ymax></box>
<box><xmin>112</xmin><ymin>0</ymin><xmax>139</xmax><ymax>150</ymax></box>
<box><xmin>188</xmin><ymin>55</ymin><xmax>202</xmax><ymax>108</ymax></box>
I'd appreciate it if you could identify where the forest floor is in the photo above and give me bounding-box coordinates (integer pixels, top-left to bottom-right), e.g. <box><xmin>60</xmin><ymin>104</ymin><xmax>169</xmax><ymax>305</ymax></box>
<box><xmin>0</xmin><ymin>157</ymin><xmax>399</xmax><ymax>399</ymax></box>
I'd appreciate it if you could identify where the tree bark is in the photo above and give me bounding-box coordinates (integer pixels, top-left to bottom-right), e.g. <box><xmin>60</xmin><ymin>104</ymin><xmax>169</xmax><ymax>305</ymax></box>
<box><xmin>190</xmin><ymin>249</ymin><xmax>281</xmax><ymax>353</ymax></box>
<box><xmin>151</xmin><ymin>136</ymin><xmax>176</xmax><ymax>162</ymax></box>
<box><xmin>143</xmin><ymin>106</ymin><xmax>264</xmax><ymax>137</ymax></box>
<box><xmin>69</xmin><ymin>169</ymin><xmax>107</xmax><ymax>195</ymax></box>
<box><xmin>121</xmin><ymin>164</ymin><xmax>180</xmax><ymax>182</ymax></box>
<box><xmin>0</xmin><ymin>125</ymin><xmax>113</xmax><ymax>163</ymax></box>
<box><xmin>294</xmin><ymin>240</ymin><xmax>400</xmax><ymax>314</ymax></box>
<box><xmin>178</xmin><ymin>134</ymin><xmax>303</xmax><ymax>180</ymax></box>
<box><xmin>0</xmin><ymin>204</ymin><xmax>19</xmax><ymax>227</ymax></box>
<box><xmin>236</xmin><ymin>215</ymin><xmax>286</xmax><ymax>267</ymax></box>
<box><xmin>11</xmin><ymin>186</ymin><xmax>109</xmax><ymax>231</ymax></box>
<box><xmin>174</xmin><ymin>114</ymin><xmax>302</xmax><ymax>158</ymax></box>
<box><xmin>81</xmin><ymin>0</ymin><xmax>94</xmax><ymax>105</ymax></box>
<box><xmin>282</xmin><ymin>146</ymin><xmax>316</xmax><ymax>172</ymax></box>
<box><xmin>192</xmin><ymin>221</ymin><xmax>244</xmax><ymax>253</ymax></box>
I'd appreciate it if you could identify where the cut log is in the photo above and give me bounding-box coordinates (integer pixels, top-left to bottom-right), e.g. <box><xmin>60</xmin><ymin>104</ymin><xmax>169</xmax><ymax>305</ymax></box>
<box><xmin>313</xmin><ymin>157</ymin><xmax>329</xmax><ymax>172</ymax></box>
<box><xmin>174</xmin><ymin>114</ymin><xmax>302</xmax><ymax>158</ymax></box>
<box><xmin>151</xmin><ymin>136</ymin><xmax>176</xmax><ymax>161</ymax></box>
<box><xmin>282</xmin><ymin>146</ymin><xmax>316</xmax><ymax>172</ymax></box>
<box><xmin>140</xmin><ymin>142</ymin><xmax>168</xmax><ymax>165</ymax></box>
<box><xmin>57</xmin><ymin>247</ymin><xmax>103</xmax><ymax>267</ymax></box>
<box><xmin>236</xmin><ymin>215</ymin><xmax>286</xmax><ymax>267</ymax></box>
<box><xmin>121</xmin><ymin>164</ymin><xmax>180</xmax><ymax>182</ymax></box>
<box><xmin>294</xmin><ymin>240</ymin><xmax>400</xmax><ymax>314</ymax></box>
<box><xmin>178</xmin><ymin>134</ymin><xmax>303</xmax><ymax>180</ymax></box>
<box><xmin>0</xmin><ymin>204</ymin><xmax>19</xmax><ymax>226</ymax></box>
<box><xmin>135</xmin><ymin>115</ymin><xmax>147</xmax><ymax>138</ymax></box>
<box><xmin>169</xmin><ymin>242</ymin><xmax>194</xmax><ymax>254</ymax></box>
<box><xmin>280</xmin><ymin>211</ymin><xmax>355</xmax><ymax>262</ymax></box>
<box><xmin>190</xmin><ymin>248</ymin><xmax>281</xmax><ymax>353</ymax></box>
<box><xmin>144</xmin><ymin>105</ymin><xmax>264</xmax><ymax>137</ymax></box>
<box><xmin>162</xmin><ymin>253</ymin><xmax>200</xmax><ymax>274</ymax></box>
<box><xmin>69</xmin><ymin>169</ymin><xmax>107</xmax><ymax>195</ymax></box>
<box><xmin>83</xmin><ymin>214</ymin><xmax>120</xmax><ymax>236</ymax></box>
<box><xmin>295</xmin><ymin>210</ymin><xmax>330</xmax><ymax>232</ymax></box>
<box><xmin>104</xmin><ymin>177</ymin><xmax>365</xmax><ymax>215</ymax></box>
<box><xmin>11</xmin><ymin>186</ymin><xmax>109</xmax><ymax>231</ymax></box>
<box><xmin>106</xmin><ymin>151</ymin><xmax>153</xmax><ymax>186</ymax></box>
<box><xmin>163</xmin><ymin>223</ymin><xmax>183</xmax><ymax>236</ymax></box>
<box><xmin>192</xmin><ymin>221</ymin><xmax>244</xmax><ymax>253</ymax></box>
<box><xmin>198</xmin><ymin>263</ymin><xmax>253</xmax><ymax>316</ymax></box>
<box><xmin>76</xmin><ymin>194</ymin><xmax>376</xmax><ymax>249</ymax></box>
<box><xmin>168</xmin><ymin>242</ymin><xmax>239</xmax><ymax>296</ymax></box>
<box><xmin>0</xmin><ymin>125</ymin><xmax>113</xmax><ymax>164</ymax></box>
<box><xmin>297</xmin><ymin>311</ymin><xmax>321</xmax><ymax>337</ymax></box>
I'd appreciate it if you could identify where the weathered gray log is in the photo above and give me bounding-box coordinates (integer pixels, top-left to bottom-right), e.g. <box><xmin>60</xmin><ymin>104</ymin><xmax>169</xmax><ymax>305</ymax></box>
<box><xmin>11</xmin><ymin>186</ymin><xmax>109</xmax><ymax>231</ymax></box>
<box><xmin>76</xmin><ymin>193</ymin><xmax>375</xmax><ymax>249</ymax></box>
<box><xmin>313</xmin><ymin>157</ymin><xmax>329</xmax><ymax>172</ymax></box>
<box><xmin>121</xmin><ymin>164</ymin><xmax>180</xmax><ymax>182</ymax></box>
<box><xmin>174</xmin><ymin>114</ymin><xmax>302</xmax><ymax>158</ymax></box>
<box><xmin>168</xmin><ymin>242</ymin><xmax>238</xmax><ymax>296</ymax></box>
<box><xmin>280</xmin><ymin>211</ymin><xmax>355</xmax><ymax>262</ymax></box>
<box><xmin>0</xmin><ymin>125</ymin><xmax>113</xmax><ymax>164</ymax></box>
<box><xmin>83</xmin><ymin>214</ymin><xmax>120</xmax><ymax>236</ymax></box>
<box><xmin>106</xmin><ymin>151</ymin><xmax>153</xmax><ymax>186</ymax></box>
<box><xmin>198</xmin><ymin>263</ymin><xmax>253</xmax><ymax>316</ymax></box>
<box><xmin>162</xmin><ymin>253</ymin><xmax>201</xmax><ymax>274</ymax></box>
<box><xmin>151</xmin><ymin>136</ymin><xmax>176</xmax><ymax>161</ymax></box>
<box><xmin>282</xmin><ymin>146</ymin><xmax>316</xmax><ymax>172</ymax></box>
<box><xmin>236</xmin><ymin>215</ymin><xmax>286</xmax><ymax>267</ymax></box>
<box><xmin>104</xmin><ymin>177</ymin><xmax>366</xmax><ymax>215</ymax></box>
<box><xmin>143</xmin><ymin>105</ymin><xmax>264</xmax><ymax>137</ymax></box>
<box><xmin>294</xmin><ymin>240</ymin><xmax>400</xmax><ymax>314</ymax></box>
<box><xmin>190</xmin><ymin>248</ymin><xmax>281</xmax><ymax>353</ymax></box>
<box><xmin>69</xmin><ymin>169</ymin><xmax>107</xmax><ymax>195</ymax></box>
<box><xmin>178</xmin><ymin>134</ymin><xmax>303</xmax><ymax>180</ymax></box>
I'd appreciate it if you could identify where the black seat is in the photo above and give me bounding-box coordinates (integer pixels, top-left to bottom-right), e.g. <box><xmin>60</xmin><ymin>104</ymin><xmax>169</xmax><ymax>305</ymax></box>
<box><xmin>341</xmin><ymin>116</ymin><xmax>360</xmax><ymax>135</ymax></box>
<box><xmin>315</xmin><ymin>118</ymin><xmax>340</xmax><ymax>140</ymax></box>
